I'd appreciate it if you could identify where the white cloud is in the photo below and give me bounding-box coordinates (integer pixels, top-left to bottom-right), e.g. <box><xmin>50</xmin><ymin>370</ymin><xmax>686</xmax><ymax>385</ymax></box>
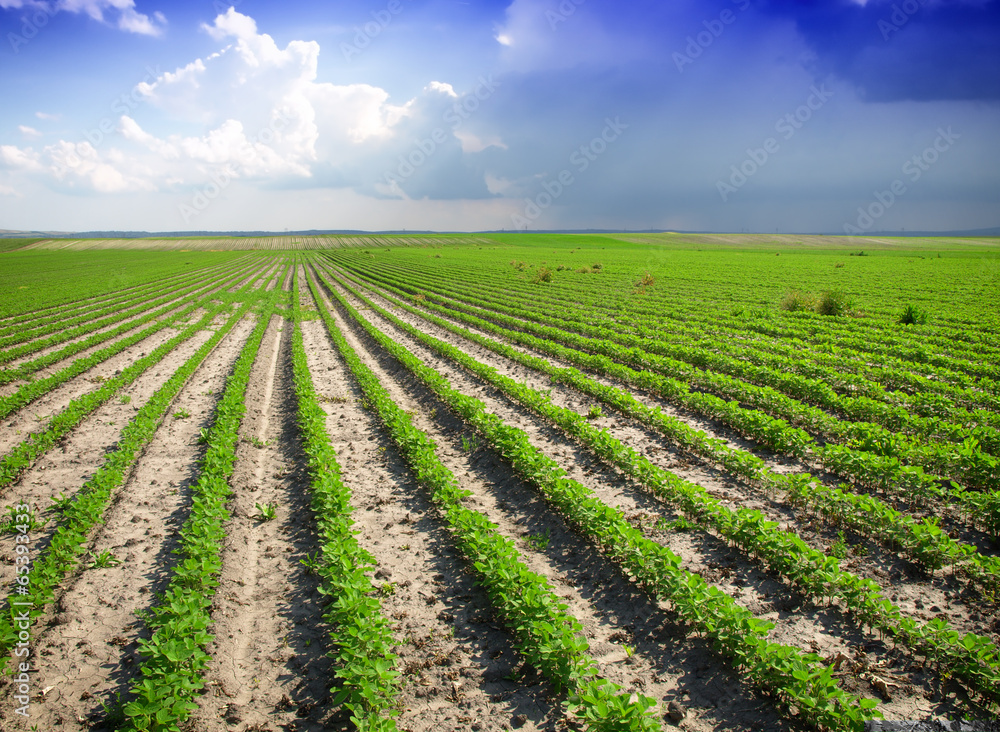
<box><xmin>35</xmin><ymin>111</ymin><xmax>60</xmax><ymax>121</ymax></box>
<box><xmin>0</xmin><ymin>184</ymin><xmax>21</xmax><ymax>197</ymax></box>
<box><xmin>18</xmin><ymin>125</ymin><xmax>42</xmax><ymax>138</ymax></box>
<box><xmin>3</xmin><ymin>0</ymin><xmax>166</xmax><ymax>35</ymax></box>
<box><xmin>0</xmin><ymin>144</ymin><xmax>42</xmax><ymax>171</ymax></box>
<box><xmin>0</xmin><ymin>9</ymin><xmax>501</xmax><ymax>203</ymax></box>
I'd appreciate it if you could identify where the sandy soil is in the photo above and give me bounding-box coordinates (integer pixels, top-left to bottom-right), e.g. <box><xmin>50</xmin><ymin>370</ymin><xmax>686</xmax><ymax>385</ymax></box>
<box><xmin>1</xmin><ymin>257</ymin><xmax>994</xmax><ymax>732</ymax></box>
<box><xmin>0</xmin><ymin>312</ymin><xmax>257</xmax><ymax>730</ymax></box>
<box><xmin>315</xmin><ymin>263</ymin><xmax>999</xmax><ymax>724</ymax></box>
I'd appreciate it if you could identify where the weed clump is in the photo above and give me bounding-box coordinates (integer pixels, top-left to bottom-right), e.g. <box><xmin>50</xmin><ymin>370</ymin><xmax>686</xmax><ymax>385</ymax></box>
<box><xmin>532</xmin><ymin>266</ymin><xmax>554</xmax><ymax>283</ymax></box>
<box><xmin>899</xmin><ymin>303</ymin><xmax>929</xmax><ymax>325</ymax></box>
<box><xmin>815</xmin><ymin>290</ymin><xmax>853</xmax><ymax>316</ymax></box>
<box><xmin>780</xmin><ymin>290</ymin><xmax>814</xmax><ymax>312</ymax></box>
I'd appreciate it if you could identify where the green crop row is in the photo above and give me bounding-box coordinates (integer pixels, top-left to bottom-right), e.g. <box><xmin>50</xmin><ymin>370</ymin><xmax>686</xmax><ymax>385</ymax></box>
<box><xmin>0</xmin><ymin>266</ymin><xmax>203</xmax><ymax>345</ymax></box>
<box><xmin>289</xmin><ymin>267</ymin><xmax>401</xmax><ymax>729</ymax></box>
<box><xmin>303</xmin><ymin>266</ymin><xmax>663</xmax><ymax>732</ymax></box>
<box><xmin>0</xmin><ymin>260</ymin><xmax>257</xmax><ymax>387</ymax></box>
<box><xmin>311</xmin><ymin>264</ymin><xmax>883</xmax><ymax>732</ymax></box>
<box><xmin>0</xmin><ymin>262</ymin><xmax>221</xmax><ymax>341</ymax></box>
<box><xmin>0</xmin><ymin>262</ymin><xmax>230</xmax><ymax>358</ymax></box>
<box><xmin>322</xmin><ymin>265</ymin><xmax>1000</xmax><ymax>709</ymax></box>
<box><xmin>392</xmin><ymin>254</ymin><xmax>1000</xmax><ymax>411</ymax></box>
<box><xmin>0</xmin><ymin>264</ymin><xmax>257</xmax><ymax>419</ymax></box>
<box><xmin>332</xmin><ymin>257</ymin><xmax>1000</xmax><ymax>484</ymax></box>
<box><xmin>327</xmin><ymin>261</ymin><xmax>1000</xmax><ymax>536</ymax></box>
<box><xmin>121</xmin><ymin>285</ymin><xmax>280</xmax><ymax>732</ymax></box>
<box><xmin>0</xmin><ymin>269</ymin><xmax>269</xmax><ymax>493</ymax></box>
<box><xmin>347</xmin><ymin>250</ymin><xmax>1000</xmax><ymax>385</ymax></box>
<box><xmin>0</xmin><ymin>287</ymin><xmax>258</xmax><ymax>660</ymax></box>
<box><xmin>329</xmin><ymin>265</ymin><xmax>1000</xmax><ymax>596</ymax></box>
<box><xmin>0</xmin><ymin>258</ymin><xmax>258</xmax><ymax>384</ymax></box>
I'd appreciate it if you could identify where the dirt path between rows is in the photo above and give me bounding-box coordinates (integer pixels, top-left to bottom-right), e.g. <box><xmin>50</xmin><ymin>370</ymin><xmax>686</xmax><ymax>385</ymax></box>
<box><xmin>309</xmin><ymin>268</ymin><xmax>794</xmax><ymax>732</ymax></box>
<box><xmin>318</xmin><ymin>266</ymin><xmax>994</xmax><ymax>723</ymax></box>
<box><xmin>0</xmin><ymin>313</ymin><xmax>257</xmax><ymax>731</ymax></box>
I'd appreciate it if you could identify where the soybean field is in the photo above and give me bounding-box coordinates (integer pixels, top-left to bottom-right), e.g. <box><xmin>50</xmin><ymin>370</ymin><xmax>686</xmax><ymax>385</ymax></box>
<box><xmin>0</xmin><ymin>234</ymin><xmax>998</xmax><ymax>732</ymax></box>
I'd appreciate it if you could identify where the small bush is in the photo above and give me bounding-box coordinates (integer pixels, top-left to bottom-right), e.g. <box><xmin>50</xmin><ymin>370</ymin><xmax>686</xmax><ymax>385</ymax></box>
<box><xmin>780</xmin><ymin>290</ymin><xmax>814</xmax><ymax>312</ymax></box>
<box><xmin>635</xmin><ymin>272</ymin><xmax>655</xmax><ymax>289</ymax></box>
<box><xmin>834</xmin><ymin>262</ymin><xmax>845</xmax><ymax>268</ymax></box>
<box><xmin>532</xmin><ymin>266</ymin><xmax>554</xmax><ymax>283</ymax></box>
<box><xmin>815</xmin><ymin>290</ymin><xmax>853</xmax><ymax>316</ymax></box>
<box><xmin>899</xmin><ymin>303</ymin><xmax>929</xmax><ymax>325</ymax></box>
<box><xmin>849</xmin><ymin>250</ymin><xmax>868</xmax><ymax>257</ymax></box>
<box><xmin>592</xmin><ymin>263</ymin><xmax>603</xmax><ymax>270</ymax></box>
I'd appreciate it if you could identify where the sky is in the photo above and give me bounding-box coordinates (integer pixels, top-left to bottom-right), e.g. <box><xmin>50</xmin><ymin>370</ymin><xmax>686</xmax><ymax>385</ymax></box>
<box><xmin>0</xmin><ymin>0</ymin><xmax>998</xmax><ymax>234</ymax></box>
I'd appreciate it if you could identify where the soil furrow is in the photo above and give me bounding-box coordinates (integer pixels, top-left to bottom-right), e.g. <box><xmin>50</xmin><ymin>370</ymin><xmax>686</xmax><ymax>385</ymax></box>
<box><xmin>341</xmin><ymin>270</ymin><xmax>1000</xmax><ymax>636</ymax></box>
<box><xmin>0</xmin><ymin>313</ymin><xmax>258</xmax><ymax>731</ymax></box>
<box><xmin>310</xmin><ymin>269</ymin><xmax>801</xmax><ymax>731</ymax></box>
<box><xmin>321</xmin><ymin>269</ymin><xmax>992</xmax><ymax>722</ymax></box>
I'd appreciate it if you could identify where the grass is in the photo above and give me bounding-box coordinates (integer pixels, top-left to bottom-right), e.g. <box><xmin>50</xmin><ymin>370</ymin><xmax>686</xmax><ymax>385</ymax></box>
<box><xmin>815</xmin><ymin>290</ymin><xmax>854</xmax><ymax>317</ymax></box>
<box><xmin>780</xmin><ymin>290</ymin><xmax>815</xmax><ymax>312</ymax></box>
<box><xmin>899</xmin><ymin>303</ymin><xmax>929</xmax><ymax>325</ymax></box>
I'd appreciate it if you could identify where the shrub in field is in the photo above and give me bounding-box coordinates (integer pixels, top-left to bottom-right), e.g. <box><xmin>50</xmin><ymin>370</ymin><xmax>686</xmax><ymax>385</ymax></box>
<box><xmin>635</xmin><ymin>272</ymin><xmax>655</xmax><ymax>291</ymax></box>
<box><xmin>532</xmin><ymin>266</ymin><xmax>554</xmax><ymax>283</ymax></box>
<box><xmin>780</xmin><ymin>290</ymin><xmax>814</xmax><ymax>312</ymax></box>
<box><xmin>815</xmin><ymin>290</ymin><xmax>853</xmax><ymax>316</ymax></box>
<box><xmin>899</xmin><ymin>303</ymin><xmax>929</xmax><ymax>325</ymax></box>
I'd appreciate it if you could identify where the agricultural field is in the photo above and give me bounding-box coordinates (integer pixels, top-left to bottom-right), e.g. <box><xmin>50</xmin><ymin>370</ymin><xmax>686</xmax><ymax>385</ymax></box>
<box><xmin>0</xmin><ymin>234</ymin><xmax>998</xmax><ymax>732</ymax></box>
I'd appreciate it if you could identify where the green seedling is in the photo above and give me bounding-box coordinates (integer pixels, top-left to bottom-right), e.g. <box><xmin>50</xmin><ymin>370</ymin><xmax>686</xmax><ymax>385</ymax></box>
<box><xmin>173</xmin><ymin>409</ymin><xmax>190</xmax><ymax>419</ymax></box>
<box><xmin>254</xmin><ymin>502</ymin><xmax>278</xmax><ymax>521</ymax></box>
<box><xmin>88</xmin><ymin>550</ymin><xmax>121</xmax><ymax>568</ymax></box>
<box><xmin>524</xmin><ymin>528</ymin><xmax>551</xmax><ymax>552</ymax></box>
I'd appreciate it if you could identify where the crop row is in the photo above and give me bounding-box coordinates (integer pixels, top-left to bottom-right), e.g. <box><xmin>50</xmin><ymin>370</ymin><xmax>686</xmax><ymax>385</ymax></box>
<box><xmin>0</xmin><ymin>266</ymin><xmax>199</xmax><ymax>346</ymax></box>
<box><xmin>365</xmin><ymin>253</ymin><xmax>1000</xmax><ymax>385</ymax></box>
<box><xmin>474</xmin><ymin>264</ymin><xmax>1000</xmax><ymax>413</ymax></box>
<box><xmin>0</xmin><ymin>253</ymin><xmax>254</xmax><ymax>336</ymax></box>
<box><xmin>0</xmin><ymin>263</ymin><xmax>258</xmax><ymax>419</ymax></box>
<box><xmin>322</xmin><ymin>264</ymin><xmax>1000</xmax><ymax>708</ymax></box>
<box><xmin>330</xmin><ymin>265</ymin><xmax>1000</xmax><ymax>596</ymax></box>
<box><xmin>329</xmin><ymin>261</ymin><xmax>1000</xmax><ymax>536</ymax></box>
<box><xmin>304</xmin><ymin>268</ymin><xmax>664</xmax><ymax>731</ymax></box>
<box><xmin>0</xmin><ymin>268</ymin><xmax>270</xmax><ymax>493</ymax></box>
<box><xmin>121</xmin><ymin>284</ymin><xmax>281</xmax><ymax>731</ymax></box>
<box><xmin>311</xmin><ymin>264</ymin><xmax>883</xmax><ymax>732</ymax></box>
<box><xmin>0</xmin><ymin>259</ymin><xmax>240</xmax><ymax>359</ymax></box>
<box><xmin>334</xmin><ymin>257</ymin><xmax>1000</xmax><ymax>481</ymax></box>
<box><xmin>289</xmin><ymin>266</ymin><xmax>401</xmax><ymax>729</ymax></box>
<box><xmin>0</xmin><ymin>286</ymin><xmax>261</xmax><ymax>659</ymax></box>
<box><xmin>0</xmin><ymin>260</ymin><xmax>258</xmax><ymax>387</ymax></box>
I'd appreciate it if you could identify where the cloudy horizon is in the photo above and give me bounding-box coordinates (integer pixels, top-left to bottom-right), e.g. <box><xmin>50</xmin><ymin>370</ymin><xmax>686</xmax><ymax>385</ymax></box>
<box><xmin>1</xmin><ymin>0</ymin><xmax>998</xmax><ymax>234</ymax></box>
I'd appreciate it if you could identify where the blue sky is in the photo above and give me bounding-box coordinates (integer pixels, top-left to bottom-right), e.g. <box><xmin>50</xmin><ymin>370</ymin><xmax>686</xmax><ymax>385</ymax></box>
<box><xmin>1</xmin><ymin>0</ymin><xmax>998</xmax><ymax>233</ymax></box>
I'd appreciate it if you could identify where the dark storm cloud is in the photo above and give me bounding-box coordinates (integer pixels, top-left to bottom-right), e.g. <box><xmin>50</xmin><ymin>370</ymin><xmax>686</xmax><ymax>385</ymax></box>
<box><xmin>759</xmin><ymin>0</ymin><xmax>1000</xmax><ymax>102</ymax></box>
